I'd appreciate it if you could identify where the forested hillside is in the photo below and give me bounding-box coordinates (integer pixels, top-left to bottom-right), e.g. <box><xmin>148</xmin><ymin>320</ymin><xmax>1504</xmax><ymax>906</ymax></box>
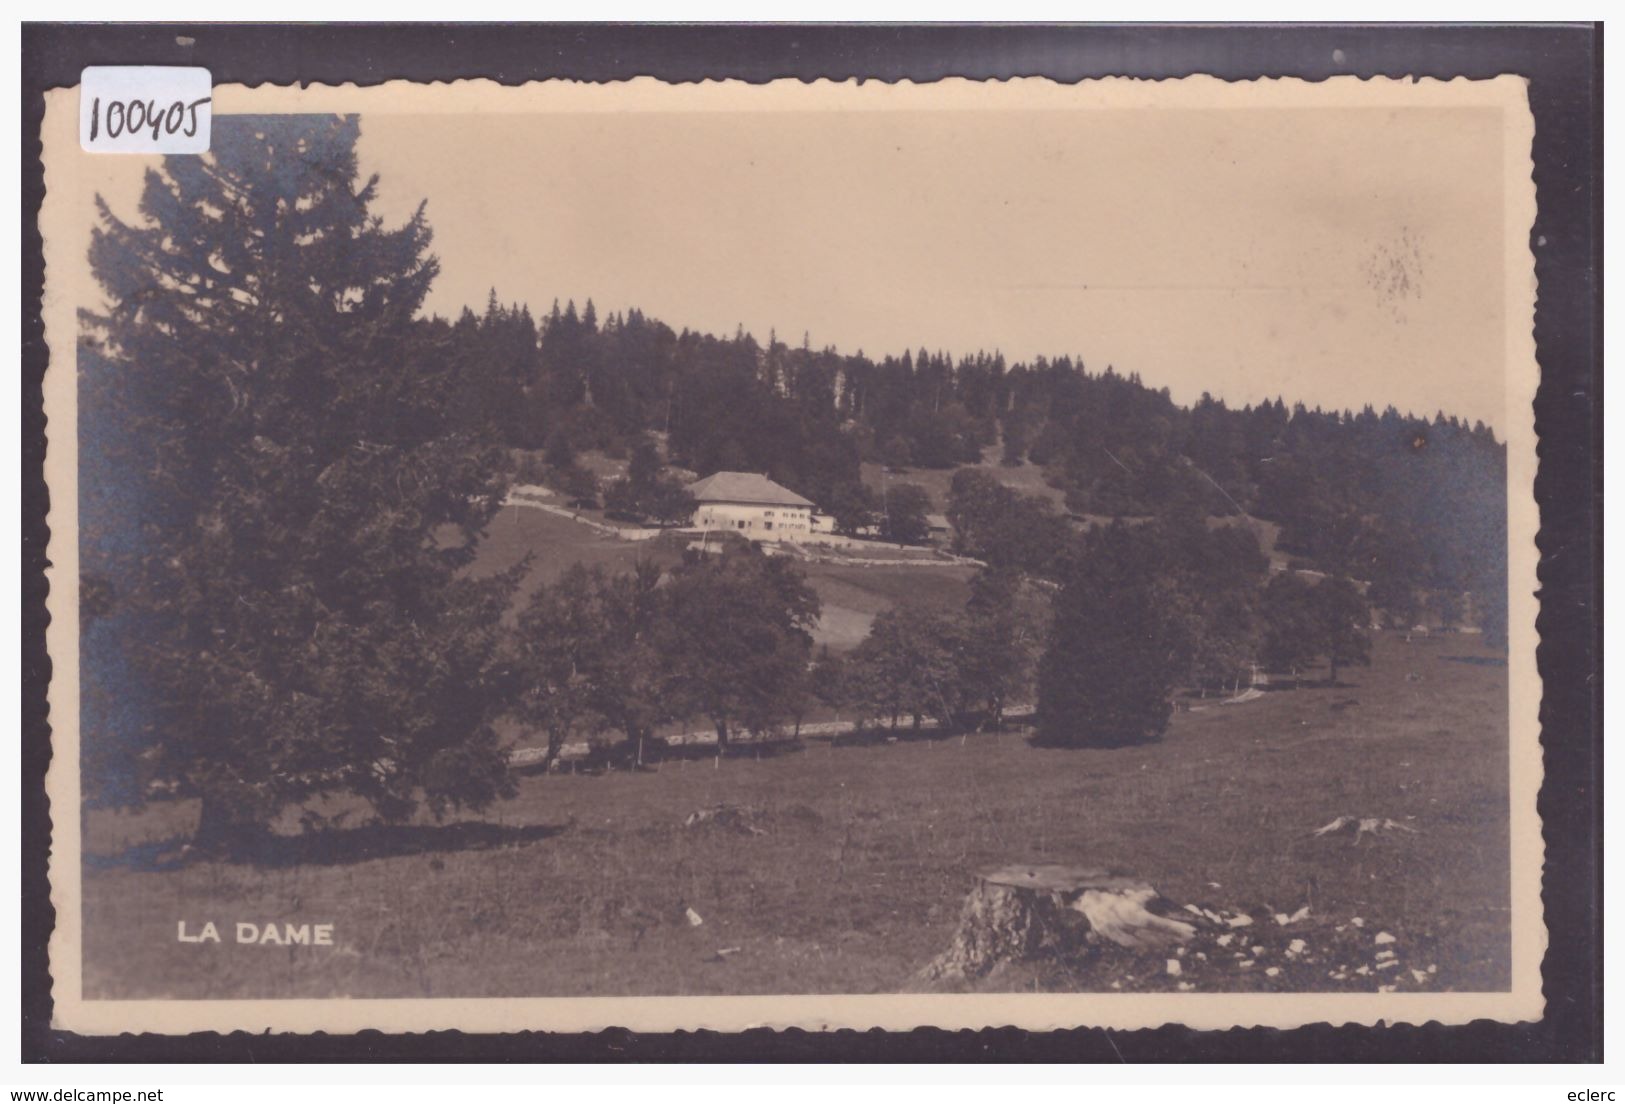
<box><xmin>444</xmin><ymin>293</ymin><xmax>1506</xmax><ymax>635</ymax></box>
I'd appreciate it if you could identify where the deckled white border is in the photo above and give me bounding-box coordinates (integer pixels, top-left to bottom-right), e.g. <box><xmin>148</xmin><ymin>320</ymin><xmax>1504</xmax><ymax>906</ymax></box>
<box><xmin>41</xmin><ymin>75</ymin><xmax>1544</xmax><ymax>1035</ymax></box>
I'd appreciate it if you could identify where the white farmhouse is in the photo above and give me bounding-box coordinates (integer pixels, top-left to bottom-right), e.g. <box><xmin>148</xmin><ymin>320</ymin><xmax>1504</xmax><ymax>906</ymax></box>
<box><xmin>687</xmin><ymin>471</ymin><xmax>817</xmax><ymax>542</ymax></box>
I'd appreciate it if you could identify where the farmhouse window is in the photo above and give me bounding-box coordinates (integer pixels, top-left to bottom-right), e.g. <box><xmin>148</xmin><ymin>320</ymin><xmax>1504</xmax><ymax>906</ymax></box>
<box><xmin>764</xmin><ymin>522</ymin><xmax>773</xmax><ymax>530</ymax></box>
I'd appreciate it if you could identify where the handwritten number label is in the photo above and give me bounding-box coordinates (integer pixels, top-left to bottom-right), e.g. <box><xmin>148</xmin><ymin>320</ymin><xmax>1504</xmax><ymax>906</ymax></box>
<box><xmin>80</xmin><ymin>67</ymin><xmax>211</xmax><ymax>154</ymax></box>
<box><xmin>88</xmin><ymin>95</ymin><xmax>210</xmax><ymax>142</ymax></box>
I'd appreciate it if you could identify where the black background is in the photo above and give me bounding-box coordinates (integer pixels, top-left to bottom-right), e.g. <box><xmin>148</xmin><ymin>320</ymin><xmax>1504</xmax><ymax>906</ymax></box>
<box><xmin>20</xmin><ymin>21</ymin><xmax>1603</xmax><ymax>1064</ymax></box>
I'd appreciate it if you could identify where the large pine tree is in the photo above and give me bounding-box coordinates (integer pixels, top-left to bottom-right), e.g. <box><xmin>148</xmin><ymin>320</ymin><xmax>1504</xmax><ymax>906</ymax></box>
<box><xmin>81</xmin><ymin>115</ymin><xmax>519</xmax><ymax>849</ymax></box>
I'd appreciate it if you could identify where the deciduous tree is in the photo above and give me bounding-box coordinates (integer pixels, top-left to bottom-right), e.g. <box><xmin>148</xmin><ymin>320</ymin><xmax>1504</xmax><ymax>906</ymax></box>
<box><xmin>1260</xmin><ymin>572</ymin><xmax>1322</xmax><ymax>685</ymax></box>
<box><xmin>660</xmin><ymin>548</ymin><xmax>821</xmax><ymax>750</ymax></box>
<box><xmin>848</xmin><ymin>606</ymin><xmax>966</xmax><ymax>731</ymax></box>
<box><xmin>959</xmin><ymin>568</ymin><xmax>1048</xmax><ymax>728</ymax></box>
<box><xmin>879</xmin><ymin>482</ymin><xmax>933</xmax><ymax>544</ymax></box>
<box><xmin>514</xmin><ymin>565</ymin><xmax>606</xmax><ymax>771</ymax></box>
<box><xmin>588</xmin><ymin>561</ymin><xmax>675</xmax><ymax>765</ymax></box>
<box><xmin>1313</xmin><ymin>576</ymin><xmax>1372</xmax><ymax>684</ymax></box>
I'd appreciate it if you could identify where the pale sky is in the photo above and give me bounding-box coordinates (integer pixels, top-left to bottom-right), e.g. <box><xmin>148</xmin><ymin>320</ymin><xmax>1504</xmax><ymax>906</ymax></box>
<box><xmin>88</xmin><ymin>102</ymin><xmax>1511</xmax><ymax>429</ymax></box>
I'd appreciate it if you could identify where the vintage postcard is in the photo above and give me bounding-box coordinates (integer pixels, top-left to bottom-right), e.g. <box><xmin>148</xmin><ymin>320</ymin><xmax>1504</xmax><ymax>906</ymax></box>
<box><xmin>40</xmin><ymin>74</ymin><xmax>1543</xmax><ymax>1035</ymax></box>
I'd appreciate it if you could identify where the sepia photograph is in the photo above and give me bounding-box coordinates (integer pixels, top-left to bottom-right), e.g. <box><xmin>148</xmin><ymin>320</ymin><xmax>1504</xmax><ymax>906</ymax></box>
<box><xmin>37</xmin><ymin>70</ymin><xmax>1545</xmax><ymax>1037</ymax></box>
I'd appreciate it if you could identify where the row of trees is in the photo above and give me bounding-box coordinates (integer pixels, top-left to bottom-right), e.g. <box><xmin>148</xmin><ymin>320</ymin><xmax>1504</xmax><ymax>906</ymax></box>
<box><xmin>517</xmin><ymin>517</ymin><xmax>1380</xmax><ymax>761</ymax></box>
<box><xmin>515</xmin><ymin>548</ymin><xmax>819</xmax><ymax>768</ymax></box>
<box><xmin>516</xmin><ymin>553</ymin><xmax>1060</xmax><ymax>764</ymax></box>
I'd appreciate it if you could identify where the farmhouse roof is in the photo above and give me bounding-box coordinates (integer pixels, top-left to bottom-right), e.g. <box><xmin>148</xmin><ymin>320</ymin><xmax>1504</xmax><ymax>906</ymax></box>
<box><xmin>686</xmin><ymin>471</ymin><xmax>816</xmax><ymax>508</ymax></box>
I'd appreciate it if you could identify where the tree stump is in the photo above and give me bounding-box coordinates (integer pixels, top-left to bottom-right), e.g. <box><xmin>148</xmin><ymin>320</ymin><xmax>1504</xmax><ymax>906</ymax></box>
<box><xmin>919</xmin><ymin>864</ymin><xmax>1198</xmax><ymax>984</ymax></box>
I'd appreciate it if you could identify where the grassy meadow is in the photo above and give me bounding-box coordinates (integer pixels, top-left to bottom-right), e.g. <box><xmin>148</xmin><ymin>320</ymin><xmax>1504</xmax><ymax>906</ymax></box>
<box><xmin>467</xmin><ymin>503</ymin><xmax>683</xmax><ymax>597</ymax></box>
<box><xmin>80</xmin><ymin>631</ymin><xmax>1510</xmax><ymax>1000</ymax></box>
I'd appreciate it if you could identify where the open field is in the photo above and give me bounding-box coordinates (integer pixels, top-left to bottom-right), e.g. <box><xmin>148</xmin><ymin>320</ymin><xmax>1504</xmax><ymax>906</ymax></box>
<box><xmin>80</xmin><ymin>632</ymin><xmax>1510</xmax><ymax>999</ymax></box>
<box><xmin>465</xmin><ymin>503</ymin><xmax>684</xmax><ymax>603</ymax></box>
<box><xmin>797</xmin><ymin>560</ymin><xmax>977</xmax><ymax>650</ymax></box>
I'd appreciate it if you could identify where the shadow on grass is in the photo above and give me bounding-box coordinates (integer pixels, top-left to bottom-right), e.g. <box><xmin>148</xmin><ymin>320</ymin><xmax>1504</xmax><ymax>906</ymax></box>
<box><xmin>1440</xmin><ymin>654</ymin><xmax>1508</xmax><ymax>668</ymax></box>
<box><xmin>831</xmin><ymin>725</ymin><xmax>970</xmax><ymax>749</ymax></box>
<box><xmin>519</xmin><ymin>720</ymin><xmax>1027</xmax><ymax>776</ymax></box>
<box><xmin>1258</xmin><ymin>676</ymin><xmax>1364</xmax><ymax>692</ymax></box>
<box><xmin>535</xmin><ymin>738</ymin><xmax>814</xmax><ymax>773</ymax></box>
<box><xmin>88</xmin><ymin>818</ymin><xmax>570</xmax><ymax>872</ymax></box>
<box><xmin>1024</xmin><ymin>732</ymin><xmax>1165</xmax><ymax>750</ymax></box>
<box><xmin>656</xmin><ymin>738</ymin><xmax>809</xmax><ymax>764</ymax></box>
